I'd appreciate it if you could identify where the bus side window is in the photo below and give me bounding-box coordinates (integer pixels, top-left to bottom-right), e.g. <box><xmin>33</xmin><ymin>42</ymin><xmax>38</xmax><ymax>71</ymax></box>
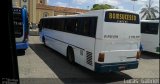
<box><xmin>90</xmin><ymin>17</ymin><xmax>97</xmax><ymax>37</ymax></box>
<box><xmin>66</xmin><ymin>18</ymin><xmax>77</xmax><ymax>33</ymax></box>
<box><xmin>149</xmin><ymin>23</ymin><xmax>159</xmax><ymax>34</ymax></box>
<box><xmin>43</xmin><ymin>19</ymin><xmax>47</xmax><ymax>28</ymax></box>
<box><xmin>77</xmin><ymin>17</ymin><xmax>97</xmax><ymax>37</ymax></box>
<box><xmin>83</xmin><ymin>18</ymin><xmax>90</xmax><ymax>36</ymax></box>
<box><xmin>53</xmin><ymin>18</ymin><xmax>64</xmax><ymax>30</ymax></box>
<box><xmin>141</xmin><ymin>22</ymin><xmax>159</xmax><ymax>34</ymax></box>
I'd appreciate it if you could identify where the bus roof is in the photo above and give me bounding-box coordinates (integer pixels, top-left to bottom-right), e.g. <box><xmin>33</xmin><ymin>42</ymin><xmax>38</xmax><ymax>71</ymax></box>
<box><xmin>42</xmin><ymin>9</ymin><xmax>139</xmax><ymax>19</ymax></box>
<box><xmin>43</xmin><ymin>14</ymin><xmax>97</xmax><ymax>19</ymax></box>
<box><xmin>141</xmin><ymin>20</ymin><xmax>159</xmax><ymax>23</ymax></box>
<box><xmin>86</xmin><ymin>9</ymin><xmax>138</xmax><ymax>14</ymax></box>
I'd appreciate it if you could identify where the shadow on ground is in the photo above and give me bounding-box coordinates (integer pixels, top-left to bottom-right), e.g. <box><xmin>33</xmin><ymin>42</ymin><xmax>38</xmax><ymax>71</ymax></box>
<box><xmin>16</xmin><ymin>50</ymin><xmax>25</xmax><ymax>56</ymax></box>
<box><xmin>141</xmin><ymin>51</ymin><xmax>159</xmax><ymax>59</ymax></box>
<box><xmin>29</xmin><ymin>44</ymin><xmax>133</xmax><ymax>84</ymax></box>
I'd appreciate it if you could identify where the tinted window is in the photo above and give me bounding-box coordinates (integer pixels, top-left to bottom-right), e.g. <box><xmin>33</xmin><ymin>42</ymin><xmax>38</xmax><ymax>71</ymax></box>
<box><xmin>80</xmin><ymin>17</ymin><xmax>97</xmax><ymax>37</ymax></box>
<box><xmin>40</xmin><ymin>17</ymin><xmax>97</xmax><ymax>38</ymax></box>
<box><xmin>90</xmin><ymin>17</ymin><xmax>97</xmax><ymax>37</ymax></box>
<box><xmin>82</xmin><ymin>18</ymin><xmax>90</xmax><ymax>36</ymax></box>
<box><xmin>13</xmin><ymin>8</ymin><xmax>23</xmax><ymax>37</ymax></box>
<box><xmin>66</xmin><ymin>18</ymin><xmax>78</xmax><ymax>33</ymax></box>
<box><xmin>57</xmin><ymin>18</ymin><xmax>65</xmax><ymax>31</ymax></box>
<box><xmin>43</xmin><ymin>19</ymin><xmax>47</xmax><ymax>28</ymax></box>
<box><xmin>141</xmin><ymin>22</ymin><xmax>159</xmax><ymax>34</ymax></box>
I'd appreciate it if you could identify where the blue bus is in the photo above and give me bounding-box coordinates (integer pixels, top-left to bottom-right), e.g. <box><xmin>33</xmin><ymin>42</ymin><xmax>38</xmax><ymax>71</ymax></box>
<box><xmin>13</xmin><ymin>7</ymin><xmax>29</xmax><ymax>52</ymax></box>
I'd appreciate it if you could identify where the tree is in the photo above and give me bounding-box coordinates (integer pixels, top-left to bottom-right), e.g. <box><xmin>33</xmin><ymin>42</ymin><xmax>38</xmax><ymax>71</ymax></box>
<box><xmin>91</xmin><ymin>4</ymin><xmax>115</xmax><ymax>10</ymax></box>
<box><xmin>140</xmin><ymin>0</ymin><xmax>159</xmax><ymax>20</ymax></box>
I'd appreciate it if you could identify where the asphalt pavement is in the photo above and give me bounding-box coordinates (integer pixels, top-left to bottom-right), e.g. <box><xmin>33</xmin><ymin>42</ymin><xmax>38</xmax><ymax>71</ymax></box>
<box><xmin>17</xmin><ymin>36</ymin><xmax>159</xmax><ymax>84</ymax></box>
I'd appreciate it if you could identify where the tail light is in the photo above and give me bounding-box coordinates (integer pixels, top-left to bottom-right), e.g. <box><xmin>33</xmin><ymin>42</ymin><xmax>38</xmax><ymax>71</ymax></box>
<box><xmin>136</xmin><ymin>51</ymin><xmax>141</xmax><ymax>59</ymax></box>
<box><xmin>98</xmin><ymin>53</ymin><xmax>105</xmax><ymax>62</ymax></box>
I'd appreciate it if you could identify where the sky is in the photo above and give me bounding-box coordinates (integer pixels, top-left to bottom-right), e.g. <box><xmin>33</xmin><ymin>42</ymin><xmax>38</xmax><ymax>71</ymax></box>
<box><xmin>47</xmin><ymin>0</ymin><xmax>159</xmax><ymax>17</ymax></box>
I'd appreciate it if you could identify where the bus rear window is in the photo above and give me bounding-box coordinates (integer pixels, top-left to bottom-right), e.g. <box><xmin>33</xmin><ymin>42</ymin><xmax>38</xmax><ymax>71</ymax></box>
<box><xmin>141</xmin><ymin>22</ymin><xmax>159</xmax><ymax>34</ymax></box>
<box><xmin>105</xmin><ymin>11</ymin><xmax>139</xmax><ymax>24</ymax></box>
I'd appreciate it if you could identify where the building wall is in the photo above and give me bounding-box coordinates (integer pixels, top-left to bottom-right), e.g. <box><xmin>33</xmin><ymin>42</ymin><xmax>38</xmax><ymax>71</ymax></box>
<box><xmin>36</xmin><ymin>9</ymin><xmax>54</xmax><ymax>23</ymax></box>
<box><xmin>28</xmin><ymin>0</ymin><xmax>37</xmax><ymax>24</ymax></box>
<box><xmin>37</xmin><ymin>0</ymin><xmax>47</xmax><ymax>4</ymax></box>
<box><xmin>54</xmin><ymin>12</ymin><xmax>79</xmax><ymax>16</ymax></box>
<box><xmin>12</xmin><ymin>0</ymin><xmax>29</xmax><ymax>10</ymax></box>
<box><xmin>30</xmin><ymin>0</ymin><xmax>49</xmax><ymax>24</ymax></box>
<box><xmin>12</xmin><ymin>0</ymin><xmax>88</xmax><ymax>25</ymax></box>
<box><xmin>12</xmin><ymin>0</ymin><xmax>21</xmax><ymax>7</ymax></box>
<box><xmin>20</xmin><ymin>0</ymin><xmax>29</xmax><ymax>11</ymax></box>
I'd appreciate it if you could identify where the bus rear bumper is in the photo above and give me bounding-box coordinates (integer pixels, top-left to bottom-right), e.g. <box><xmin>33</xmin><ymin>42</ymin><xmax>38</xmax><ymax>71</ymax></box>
<box><xmin>95</xmin><ymin>61</ymin><xmax>138</xmax><ymax>73</ymax></box>
<box><xmin>16</xmin><ymin>42</ymin><xmax>28</xmax><ymax>50</ymax></box>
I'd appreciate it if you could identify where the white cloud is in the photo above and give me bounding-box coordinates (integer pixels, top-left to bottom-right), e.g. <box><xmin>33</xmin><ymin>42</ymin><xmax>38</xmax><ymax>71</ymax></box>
<box><xmin>136</xmin><ymin>0</ymin><xmax>159</xmax><ymax>6</ymax></box>
<box><xmin>94</xmin><ymin>0</ymin><xmax>119</xmax><ymax>6</ymax></box>
<box><xmin>72</xmin><ymin>0</ymin><xmax>120</xmax><ymax>6</ymax></box>
<box><xmin>47</xmin><ymin>0</ymin><xmax>49</xmax><ymax>4</ymax></box>
<box><xmin>118</xmin><ymin>6</ymin><xmax>124</xmax><ymax>9</ymax></box>
<box><xmin>72</xmin><ymin>6</ymin><xmax>81</xmax><ymax>9</ymax></box>
<box><xmin>136</xmin><ymin>0</ymin><xmax>147</xmax><ymax>5</ymax></box>
<box><xmin>54</xmin><ymin>2</ymin><xmax>69</xmax><ymax>7</ymax></box>
<box><xmin>73</xmin><ymin>0</ymin><xmax>88</xmax><ymax>4</ymax></box>
<box><xmin>53</xmin><ymin>1</ymin><xmax>81</xmax><ymax>9</ymax></box>
<box><xmin>154</xmin><ymin>0</ymin><xmax>159</xmax><ymax>8</ymax></box>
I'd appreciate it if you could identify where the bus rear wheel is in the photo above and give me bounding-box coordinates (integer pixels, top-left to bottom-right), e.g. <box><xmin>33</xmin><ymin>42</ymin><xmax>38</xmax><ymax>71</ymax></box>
<box><xmin>67</xmin><ymin>47</ymin><xmax>75</xmax><ymax>64</ymax></box>
<box><xmin>42</xmin><ymin>36</ymin><xmax>46</xmax><ymax>45</ymax></box>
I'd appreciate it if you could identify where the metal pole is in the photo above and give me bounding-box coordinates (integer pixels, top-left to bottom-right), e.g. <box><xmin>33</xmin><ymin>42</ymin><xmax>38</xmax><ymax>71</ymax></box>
<box><xmin>132</xmin><ymin>0</ymin><xmax>137</xmax><ymax>11</ymax></box>
<box><xmin>133</xmin><ymin>1</ymin><xmax>135</xmax><ymax>11</ymax></box>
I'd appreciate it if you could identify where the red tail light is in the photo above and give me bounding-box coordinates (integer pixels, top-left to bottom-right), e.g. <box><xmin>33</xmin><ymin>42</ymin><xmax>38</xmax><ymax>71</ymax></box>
<box><xmin>136</xmin><ymin>51</ymin><xmax>141</xmax><ymax>59</ymax></box>
<box><xmin>98</xmin><ymin>53</ymin><xmax>105</xmax><ymax>62</ymax></box>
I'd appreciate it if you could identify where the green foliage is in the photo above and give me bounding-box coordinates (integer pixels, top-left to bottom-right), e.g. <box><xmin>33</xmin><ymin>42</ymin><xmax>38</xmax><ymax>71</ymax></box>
<box><xmin>91</xmin><ymin>4</ymin><xmax>115</xmax><ymax>10</ymax></box>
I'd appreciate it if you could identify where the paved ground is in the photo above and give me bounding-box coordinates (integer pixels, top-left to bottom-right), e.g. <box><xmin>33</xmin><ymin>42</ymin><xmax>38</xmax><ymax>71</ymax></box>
<box><xmin>29</xmin><ymin>28</ymin><xmax>39</xmax><ymax>36</ymax></box>
<box><xmin>17</xmin><ymin>36</ymin><xmax>159</xmax><ymax>84</ymax></box>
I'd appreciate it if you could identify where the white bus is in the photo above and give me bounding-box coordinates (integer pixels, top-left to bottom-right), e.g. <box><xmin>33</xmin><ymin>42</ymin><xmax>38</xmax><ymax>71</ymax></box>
<box><xmin>38</xmin><ymin>9</ymin><xmax>141</xmax><ymax>72</ymax></box>
<box><xmin>141</xmin><ymin>20</ymin><xmax>159</xmax><ymax>54</ymax></box>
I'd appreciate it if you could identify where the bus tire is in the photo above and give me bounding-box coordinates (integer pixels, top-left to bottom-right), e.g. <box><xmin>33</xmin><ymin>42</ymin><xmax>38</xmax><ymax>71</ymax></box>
<box><xmin>42</xmin><ymin>36</ymin><xmax>46</xmax><ymax>45</ymax></box>
<box><xmin>16</xmin><ymin>49</ymin><xmax>25</xmax><ymax>55</ymax></box>
<box><xmin>67</xmin><ymin>47</ymin><xmax>75</xmax><ymax>64</ymax></box>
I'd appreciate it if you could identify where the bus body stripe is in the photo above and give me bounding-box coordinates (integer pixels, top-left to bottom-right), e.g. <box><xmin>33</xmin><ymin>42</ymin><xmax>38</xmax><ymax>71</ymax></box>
<box><xmin>45</xmin><ymin>35</ymin><xmax>85</xmax><ymax>50</ymax></box>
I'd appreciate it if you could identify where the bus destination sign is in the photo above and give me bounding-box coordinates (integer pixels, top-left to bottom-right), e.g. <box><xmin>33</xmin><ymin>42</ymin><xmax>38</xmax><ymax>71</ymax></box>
<box><xmin>105</xmin><ymin>11</ymin><xmax>139</xmax><ymax>24</ymax></box>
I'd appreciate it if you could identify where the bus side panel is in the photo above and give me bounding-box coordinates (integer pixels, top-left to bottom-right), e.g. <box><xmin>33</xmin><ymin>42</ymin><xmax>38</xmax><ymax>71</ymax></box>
<box><xmin>43</xmin><ymin>29</ymin><xmax>96</xmax><ymax>71</ymax></box>
<box><xmin>141</xmin><ymin>34</ymin><xmax>159</xmax><ymax>54</ymax></box>
<box><xmin>44</xmin><ymin>29</ymin><xmax>67</xmax><ymax>56</ymax></box>
<box><xmin>141</xmin><ymin>21</ymin><xmax>159</xmax><ymax>54</ymax></box>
